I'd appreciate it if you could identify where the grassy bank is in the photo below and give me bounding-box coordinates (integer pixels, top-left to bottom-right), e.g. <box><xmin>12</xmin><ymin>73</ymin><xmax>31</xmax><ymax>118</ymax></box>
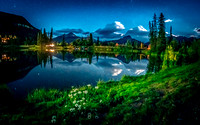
<box><xmin>1</xmin><ymin>61</ymin><xmax>200</xmax><ymax>124</ymax></box>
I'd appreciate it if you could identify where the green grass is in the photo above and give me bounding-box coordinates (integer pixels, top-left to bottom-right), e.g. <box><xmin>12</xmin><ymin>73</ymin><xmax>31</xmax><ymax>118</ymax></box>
<box><xmin>0</xmin><ymin>61</ymin><xmax>200</xmax><ymax>124</ymax></box>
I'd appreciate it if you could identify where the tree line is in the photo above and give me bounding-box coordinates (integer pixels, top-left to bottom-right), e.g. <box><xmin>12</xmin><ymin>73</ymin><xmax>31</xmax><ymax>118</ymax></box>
<box><xmin>37</xmin><ymin>28</ymin><xmax>53</xmax><ymax>46</ymax></box>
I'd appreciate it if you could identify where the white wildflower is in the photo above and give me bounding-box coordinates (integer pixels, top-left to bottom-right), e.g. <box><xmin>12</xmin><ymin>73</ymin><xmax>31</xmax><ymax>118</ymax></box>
<box><xmin>88</xmin><ymin>115</ymin><xmax>91</xmax><ymax>119</ymax></box>
<box><xmin>51</xmin><ymin>119</ymin><xmax>56</xmax><ymax>123</ymax></box>
<box><xmin>52</xmin><ymin>115</ymin><xmax>56</xmax><ymax>119</ymax></box>
<box><xmin>70</xmin><ymin>108</ymin><xmax>75</xmax><ymax>112</ymax></box>
<box><xmin>95</xmin><ymin>116</ymin><xmax>99</xmax><ymax>119</ymax></box>
<box><xmin>95</xmin><ymin>86</ymin><xmax>99</xmax><ymax>89</ymax></box>
<box><xmin>83</xmin><ymin>90</ymin><xmax>88</xmax><ymax>94</ymax></box>
<box><xmin>78</xmin><ymin>91</ymin><xmax>82</xmax><ymax>94</ymax></box>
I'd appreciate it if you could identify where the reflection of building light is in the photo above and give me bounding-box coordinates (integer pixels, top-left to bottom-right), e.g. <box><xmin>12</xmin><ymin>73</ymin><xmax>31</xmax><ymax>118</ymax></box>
<box><xmin>147</xmin><ymin>55</ymin><xmax>149</xmax><ymax>59</ymax></box>
<box><xmin>50</xmin><ymin>49</ymin><xmax>55</xmax><ymax>52</ymax></box>
<box><xmin>45</xmin><ymin>49</ymin><xmax>55</xmax><ymax>52</ymax></box>
<box><xmin>112</xmin><ymin>69</ymin><xmax>122</xmax><ymax>76</ymax></box>
<box><xmin>2</xmin><ymin>40</ymin><xmax>7</xmax><ymax>43</ymax></box>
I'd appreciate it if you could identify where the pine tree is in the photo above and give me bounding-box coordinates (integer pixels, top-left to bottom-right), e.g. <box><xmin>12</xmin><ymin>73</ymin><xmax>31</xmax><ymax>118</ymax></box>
<box><xmin>149</xmin><ymin>21</ymin><xmax>154</xmax><ymax>50</ymax></box>
<box><xmin>89</xmin><ymin>33</ymin><xmax>93</xmax><ymax>46</ymax></box>
<box><xmin>61</xmin><ymin>34</ymin><xmax>66</xmax><ymax>46</ymax></box>
<box><xmin>37</xmin><ymin>31</ymin><xmax>42</xmax><ymax>46</ymax></box>
<box><xmin>50</xmin><ymin>27</ymin><xmax>53</xmax><ymax>43</ymax></box>
<box><xmin>157</xmin><ymin>13</ymin><xmax>166</xmax><ymax>53</ymax></box>
<box><xmin>153</xmin><ymin>13</ymin><xmax>157</xmax><ymax>37</ymax></box>
<box><xmin>149</xmin><ymin>14</ymin><xmax>158</xmax><ymax>52</ymax></box>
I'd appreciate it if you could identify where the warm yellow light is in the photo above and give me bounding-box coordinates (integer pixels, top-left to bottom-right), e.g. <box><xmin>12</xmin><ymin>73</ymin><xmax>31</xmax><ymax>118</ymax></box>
<box><xmin>46</xmin><ymin>43</ymin><xmax>54</xmax><ymax>47</ymax></box>
<box><xmin>50</xmin><ymin>49</ymin><xmax>55</xmax><ymax>52</ymax></box>
<box><xmin>49</xmin><ymin>43</ymin><xmax>54</xmax><ymax>47</ymax></box>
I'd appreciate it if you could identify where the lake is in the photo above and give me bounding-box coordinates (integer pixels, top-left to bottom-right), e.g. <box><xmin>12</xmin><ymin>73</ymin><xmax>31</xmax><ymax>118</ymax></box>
<box><xmin>0</xmin><ymin>50</ymin><xmax>149</xmax><ymax>98</ymax></box>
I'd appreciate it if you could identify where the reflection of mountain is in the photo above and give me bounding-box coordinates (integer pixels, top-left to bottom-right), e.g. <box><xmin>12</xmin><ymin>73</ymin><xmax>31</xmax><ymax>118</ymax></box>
<box><xmin>55</xmin><ymin>52</ymin><xmax>76</xmax><ymax>62</ymax></box>
<box><xmin>116</xmin><ymin>55</ymin><xmax>132</xmax><ymax>64</ymax></box>
<box><xmin>116</xmin><ymin>54</ymin><xmax>145</xmax><ymax>64</ymax></box>
<box><xmin>0</xmin><ymin>51</ymin><xmax>39</xmax><ymax>84</ymax></box>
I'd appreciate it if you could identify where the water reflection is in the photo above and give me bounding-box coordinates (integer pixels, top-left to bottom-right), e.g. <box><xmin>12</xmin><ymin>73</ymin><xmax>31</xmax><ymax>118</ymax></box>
<box><xmin>147</xmin><ymin>55</ymin><xmax>163</xmax><ymax>73</ymax></box>
<box><xmin>0</xmin><ymin>50</ymin><xmax>149</xmax><ymax>98</ymax></box>
<box><xmin>0</xmin><ymin>51</ymin><xmax>38</xmax><ymax>84</ymax></box>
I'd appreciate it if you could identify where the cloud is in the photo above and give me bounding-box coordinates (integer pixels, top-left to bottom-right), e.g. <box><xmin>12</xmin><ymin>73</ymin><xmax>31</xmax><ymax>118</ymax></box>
<box><xmin>194</xmin><ymin>28</ymin><xmax>200</xmax><ymax>34</ymax></box>
<box><xmin>125</xmin><ymin>25</ymin><xmax>149</xmax><ymax>42</ymax></box>
<box><xmin>56</xmin><ymin>28</ymin><xmax>84</xmax><ymax>34</ymax></box>
<box><xmin>95</xmin><ymin>21</ymin><xmax>125</xmax><ymax>40</ymax></box>
<box><xmin>112</xmin><ymin>69</ymin><xmax>123</xmax><ymax>76</ymax></box>
<box><xmin>165</xmin><ymin>19</ymin><xmax>173</xmax><ymax>23</ymax></box>
<box><xmin>138</xmin><ymin>25</ymin><xmax>148</xmax><ymax>32</ymax></box>
<box><xmin>114</xmin><ymin>32</ymin><xmax>124</xmax><ymax>36</ymax></box>
<box><xmin>115</xmin><ymin>21</ymin><xmax>125</xmax><ymax>29</ymax></box>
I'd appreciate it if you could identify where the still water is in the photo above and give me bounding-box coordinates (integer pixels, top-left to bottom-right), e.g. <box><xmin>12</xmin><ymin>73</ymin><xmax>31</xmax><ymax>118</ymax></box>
<box><xmin>0</xmin><ymin>51</ymin><xmax>149</xmax><ymax>98</ymax></box>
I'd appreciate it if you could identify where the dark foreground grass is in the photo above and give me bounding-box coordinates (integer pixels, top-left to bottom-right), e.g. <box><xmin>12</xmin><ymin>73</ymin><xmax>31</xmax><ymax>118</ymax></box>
<box><xmin>0</xmin><ymin>61</ymin><xmax>200</xmax><ymax>125</ymax></box>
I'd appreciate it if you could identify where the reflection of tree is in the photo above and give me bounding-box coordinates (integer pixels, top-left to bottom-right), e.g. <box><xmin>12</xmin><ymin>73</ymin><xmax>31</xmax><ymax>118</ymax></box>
<box><xmin>72</xmin><ymin>51</ymin><xmax>93</xmax><ymax>64</ymax></box>
<box><xmin>56</xmin><ymin>51</ymin><xmax>148</xmax><ymax>65</ymax></box>
<box><xmin>147</xmin><ymin>55</ymin><xmax>163</xmax><ymax>73</ymax></box>
<box><xmin>0</xmin><ymin>51</ymin><xmax>38</xmax><ymax>84</ymax></box>
<box><xmin>61</xmin><ymin>50</ymin><xmax>67</xmax><ymax>61</ymax></box>
<box><xmin>37</xmin><ymin>51</ymin><xmax>53</xmax><ymax>68</ymax></box>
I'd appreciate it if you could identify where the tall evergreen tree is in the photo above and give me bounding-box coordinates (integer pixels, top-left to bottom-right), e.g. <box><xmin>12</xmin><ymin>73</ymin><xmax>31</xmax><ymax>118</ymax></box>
<box><xmin>37</xmin><ymin>31</ymin><xmax>42</xmax><ymax>46</ymax></box>
<box><xmin>43</xmin><ymin>28</ymin><xmax>47</xmax><ymax>38</ymax></box>
<box><xmin>149</xmin><ymin>14</ymin><xmax>158</xmax><ymax>52</ymax></box>
<box><xmin>153</xmin><ymin>13</ymin><xmax>157</xmax><ymax>37</ymax></box>
<box><xmin>61</xmin><ymin>34</ymin><xmax>66</xmax><ymax>46</ymax></box>
<box><xmin>89</xmin><ymin>33</ymin><xmax>93</xmax><ymax>46</ymax></box>
<box><xmin>50</xmin><ymin>27</ymin><xmax>53</xmax><ymax>43</ymax></box>
<box><xmin>157</xmin><ymin>13</ymin><xmax>166</xmax><ymax>53</ymax></box>
<box><xmin>168</xmin><ymin>26</ymin><xmax>173</xmax><ymax>45</ymax></box>
<box><xmin>42</xmin><ymin>28</ymin><xmax>49</xmax><ymax>45</ymax></box>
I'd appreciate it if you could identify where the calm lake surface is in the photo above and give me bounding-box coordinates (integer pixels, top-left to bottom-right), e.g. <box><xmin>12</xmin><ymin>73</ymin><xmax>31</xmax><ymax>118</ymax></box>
<box><xmin>0</xmin><ymin>51</ymin><xmax>149</xmax><ymax>98</ymax></box>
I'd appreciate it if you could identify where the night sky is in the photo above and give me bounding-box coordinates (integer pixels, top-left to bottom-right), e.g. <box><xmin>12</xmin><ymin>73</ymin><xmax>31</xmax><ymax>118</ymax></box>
<box><xmin>0</xmin><ymin>0</ymin><xmax>199</xmax><ymax>42</ymax></box>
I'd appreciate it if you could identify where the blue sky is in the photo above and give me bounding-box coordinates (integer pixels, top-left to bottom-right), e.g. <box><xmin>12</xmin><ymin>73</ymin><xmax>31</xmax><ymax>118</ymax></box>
<box><xmin>0</xmin><ymin>0</ymin><xmax>199</xmax><ymax>42</ymax></box>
